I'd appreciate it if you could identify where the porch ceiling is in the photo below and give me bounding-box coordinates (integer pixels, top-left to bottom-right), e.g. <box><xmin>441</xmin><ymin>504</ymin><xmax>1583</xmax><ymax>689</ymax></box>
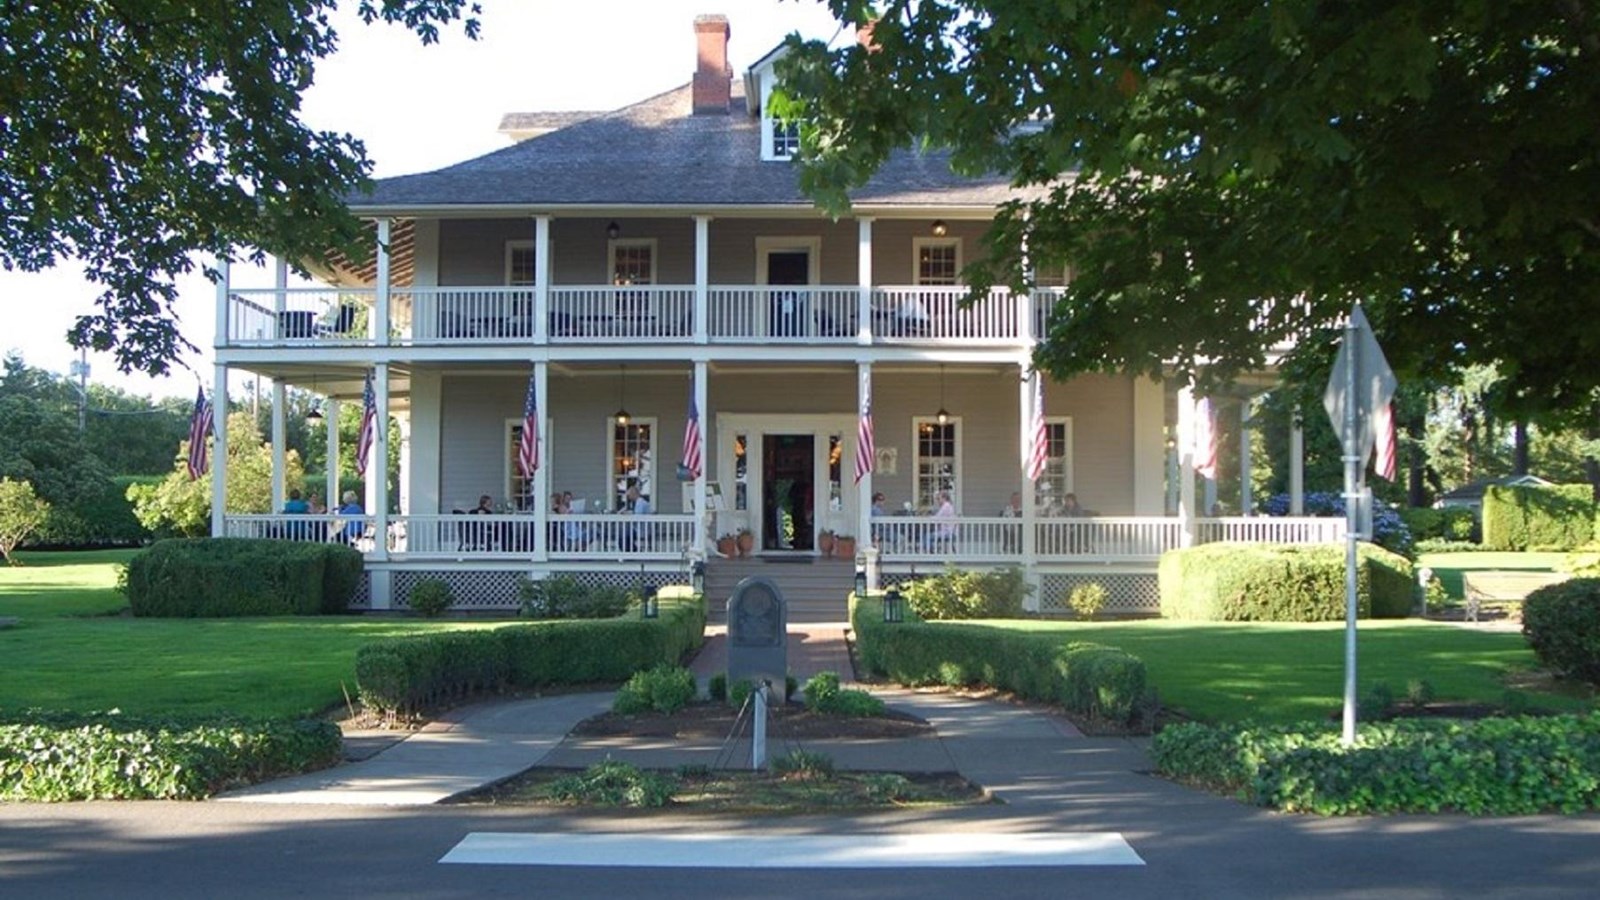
<box><xmin>243</xmin><ymin>363</ymin><xmax>412</xmax><ymax>411</ymax></box>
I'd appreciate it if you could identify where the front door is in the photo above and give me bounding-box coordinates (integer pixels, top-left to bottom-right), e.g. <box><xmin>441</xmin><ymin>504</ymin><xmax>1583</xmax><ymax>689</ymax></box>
<box><xmin>762</xmin><ymin>434</ymin><xmax>814</xmax><ymax>551</ymax></box>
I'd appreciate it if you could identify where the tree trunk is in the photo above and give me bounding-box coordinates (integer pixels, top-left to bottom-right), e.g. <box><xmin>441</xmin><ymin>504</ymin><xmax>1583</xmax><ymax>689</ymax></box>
<box><xmin>1406</xmin><ymin>410</ymin><xmax>1427</xmax><ymax>507</ymax></box>
<box><xmin>1512</xmin><ymin>420</ymin><xmax>1530</xmax><ymax>476</ymax></box>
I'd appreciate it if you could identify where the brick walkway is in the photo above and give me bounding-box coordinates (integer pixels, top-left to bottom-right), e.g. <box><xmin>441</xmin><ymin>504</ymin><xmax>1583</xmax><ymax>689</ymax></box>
<box><xmin>689</xmin><ymin>624</ymin><xmax>857</xmax><ymax>691</ymax></box>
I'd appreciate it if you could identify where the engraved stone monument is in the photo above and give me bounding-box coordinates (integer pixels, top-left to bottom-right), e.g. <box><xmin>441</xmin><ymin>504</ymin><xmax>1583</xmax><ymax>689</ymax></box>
<box><xmin>726</xmin><ymin>576</ymin><xmax>787</xmax><ymax>701</ymax></box>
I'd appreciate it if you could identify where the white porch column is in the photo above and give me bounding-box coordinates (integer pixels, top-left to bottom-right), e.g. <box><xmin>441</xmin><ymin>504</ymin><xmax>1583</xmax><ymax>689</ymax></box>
<box><xmin>1239</xmin><ymin>398</ymin><xmax>1253</xmax><ymax>514</ymax></box>
<box><xmin>533</xmin><ymin>215</ymin><xmax>550</xmax><ymax>343</ymax></box>
<box><xmin>533</xmin><ymin>361</ymin><xmax>550</xmax><ymax>561</ymax></box>
<box><xmin>273</xmin><ymin>255</ymin><xmax>288</xmax><ymax>320</ymax></box>
<box><xmin>857</xmin><ymin>218</ymin><xmax>874</xmax><ymax>345</ymax></box>
<box><xmin>856</xmin><ymin>362</ymin><xmax>874</xmax><ymax>549</ymax></box>
<box><xmin>270</xmin><ymin>381</ymin><xmax>286</xmax><ymax>511</ymax></box>
<box><xmin>693</xmin><ymin>361</ymin><xmax>709</xmax><ymax>555</ymax></box>
<box><xmin>1290</xmin><ymin>404</ymin><xmax>1305</xmax><ymax>515</ymax></box>
<box><xmin>371</xmin><ymin>362</ymin><xmax>390</xmax><ymax>564</ymax></box>
<box><xmin>214</xmin><ymin>257</ymin><xmax>231</xmax><ymax>350</ymax></box>
<box><xmin>323</xmin><ymin>397</ymin><xmax>340</xmax><ymax>513</ymax></box>
<box><xmin>1177</xmin><ymin>386</ymin><xmax>1198</xmax><ymax>547</ymax></box>
<box><xmin>375</xmin><ymin>218</ymin><xmax>392</xmax><ymax>346</ymax></box>
<box><xmin>210</xmin><ymin>364</ymin><xmax>228</xmax><ymax>537</ymax></box>
<box><xmin>1019</xmin><ymin>366</ymin><xmax>1037</xmax><ymax>552</ymax></box>
<box><xmin>394</xmin><ymin>412</ymin><xmax>411</xmax><ymax>514</ymax></box>
<box><xmin>693</xmin><ymin>216</ymin><xmax>710</xmax><ymax>344</ymax></box>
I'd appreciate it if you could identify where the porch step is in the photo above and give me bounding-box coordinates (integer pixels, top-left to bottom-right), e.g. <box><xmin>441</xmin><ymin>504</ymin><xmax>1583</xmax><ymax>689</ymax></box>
<box><xmin>703</xmin><ymin>556</ymin><xmax>855</xmax><ymax>624</ymax></box>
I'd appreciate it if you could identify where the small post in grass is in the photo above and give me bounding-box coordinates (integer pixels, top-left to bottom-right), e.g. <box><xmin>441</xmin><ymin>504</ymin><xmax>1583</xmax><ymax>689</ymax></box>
<box><xmin>642</xmin><ymin>586</ymin><xmax>659</xmax><ymax>619</ymax></box>
<box><xmin>854</xmin><ymin>566</ymin><xmax>867</xmax><ymax>600</ymax></box>
<box><xmin>691</xmin><ymin>559</ymin><xmax>705</xmax><ymax>596</ymax></box>
<box><xmin>883</xmin><ymin>587</ymin><xmax>904</xmax><ymax>623</ymax></box>
<box><xmin>752</xmin><ymin>680</ymin><xmax>768</xmax><ymax>770</ymax></box>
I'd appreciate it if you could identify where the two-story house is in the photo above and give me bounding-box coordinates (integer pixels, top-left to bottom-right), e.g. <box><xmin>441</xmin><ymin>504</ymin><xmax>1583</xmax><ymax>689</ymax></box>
<box><xmin>209</xmin><ymin>14</ymin><xmax>1337</xmax><ymax>615</ymax></box>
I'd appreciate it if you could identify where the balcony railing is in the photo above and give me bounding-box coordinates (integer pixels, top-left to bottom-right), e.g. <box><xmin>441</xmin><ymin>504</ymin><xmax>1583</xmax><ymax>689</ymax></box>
<box><xmin>874</xmin><ymin>514</ymin><xmax>1344</xmax><ymax>563</ymax></box>
<box><xmin>223</xmin><ymin>285</ymin><xmax>1070</xmax><ymax>349</ymax></box>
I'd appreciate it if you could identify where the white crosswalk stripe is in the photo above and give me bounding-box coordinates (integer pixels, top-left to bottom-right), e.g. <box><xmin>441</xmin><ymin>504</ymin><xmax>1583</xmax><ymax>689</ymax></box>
<box><xmin>441</xmin><ymin>831</ymin><xmax>1144</xmax><ymax>868</ymax></box>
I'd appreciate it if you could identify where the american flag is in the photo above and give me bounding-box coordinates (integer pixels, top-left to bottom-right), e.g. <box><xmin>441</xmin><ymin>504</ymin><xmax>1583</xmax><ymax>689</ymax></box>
<box><xmin>1025</xmin><ymin>375</ymin><xmax>1049</xmax><ymax>481</ymax></box>
<box><xmin>356</xmin><ymin>371</ymin><xmax>376</xmax><ymax>477</ymax></box>
<box><xmin>1193</xmin><ymin>396</ymin><xmax>1218</xmax><ymax>480</ymax></box>
<box><xmin>518</xmin><ymin>370</ymin><xmax>540</xmax><ymax>480</ymax></box>
<box><xmin>1373</xmin><ymin>401</ymin><xmax>1398</xmax><ymax>481</ymax></box>
<box><xmin>680</xmin><ymin>393</ymin><xmax>702</xmax><ymax>480</ymax></box>
<box><xmin>854</xmin><ymin>373</ymin><xmax>874</xmax><ymax>484</ymax></box>
<box><xmin>185</xmin><ymin>384</ymin><xmax>212</xmax><ymax>480</ymax></box>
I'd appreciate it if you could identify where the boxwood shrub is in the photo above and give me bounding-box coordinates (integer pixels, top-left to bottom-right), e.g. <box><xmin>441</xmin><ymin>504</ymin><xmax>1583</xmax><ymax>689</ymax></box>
<box><xmin>0</xmin><ymin>710</ymin><xmax>342</xmax><ymax>801</ymax></box>
<box><xmin>1522</xmin><ymin>577</ymin><xmax>1600</xmax><ymax>685</ymax></box>
<box><xmin>356</xmin><ymin>589</ymin><xmax>706</xmax><ymax>717</ymax></box>
<box><xmin>850</xmin><ymin>594</ymin><xmax>1147</xmax><ymax>723</ymax></box>
<box><xmin>1482</xmin><ymin>484</ymin><xmax>1598</xmax><ymax>551</ymax></box>
<box><xmin>1158</xmin><ymin>542</ymin><xmax>1413</xmax><ymax>621</ymax></box>
<box><xmin>1153</xmin><ymin>713</ymin><xmax>1600</xmax><ymax>815</ymax></box>
<box><xmin>125</xmin><ymin>538</ymin><xmax>363</xmax><ymax>617</ymax></box>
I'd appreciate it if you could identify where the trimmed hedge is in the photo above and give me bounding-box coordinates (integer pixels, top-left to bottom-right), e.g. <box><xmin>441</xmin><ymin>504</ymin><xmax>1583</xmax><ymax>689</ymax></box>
<box><xmin>1153</xmin><ymin>713</ymin><xmax>1600</xmax><ymax>815</ymax></box>
<box><xmin>0</xmin><ymin>710</ymin><xmax>341</xmax><ymax>801</ymax></box>
<box><xmin>850</xmin><ymin>594</ymin><xmax>1147</xmax><ymax>723</ymax></box>
<box><xmin>1158</xmin><ymin>542</ymin><xmax>1414</xmax><ymax>621</ymax></box>
<box><xmin>125</xmin><ymin>538</ymin><xmax>363</xmax><ymax>617</ymax></box>
<box><xmin>356</xmin><ymin>589</ymin><xmax>706</xmax><ymax>716</ymax></box>
<box><xmin>1398</xmin><ymin>506</ymin><xmax>1477</xmax><ymax>543</ymax></box>
<box><xmin>1482</xmin><ymin>484</ymin><xmax>1598</xmax><ymax>551</ymax></box>
<box><xmin>1522</xmin><ymin>577</ymin><xmax>1600</xmax><ymax>685</ymax></box>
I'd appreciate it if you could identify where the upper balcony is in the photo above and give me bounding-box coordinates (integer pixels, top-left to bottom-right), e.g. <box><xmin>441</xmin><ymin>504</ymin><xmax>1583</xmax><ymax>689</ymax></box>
<box><xmin>221</xmin><ymin>284</ymin><xmax>1070</xmax><ymax>351</ymax></box>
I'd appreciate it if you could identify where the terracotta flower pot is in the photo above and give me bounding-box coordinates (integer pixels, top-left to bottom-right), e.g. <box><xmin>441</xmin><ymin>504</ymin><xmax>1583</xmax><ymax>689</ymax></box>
<box><xmin>736</xmin><ymin>532</ymin><xmax>755</xmax><ymax>557</ymax></box>
<box><xmin>818</xmin><ymin>531</ymin><xmax>836</xmax><ymax>556</ymax></box>
<box><xmin>833</xmin><ymin>537</ymin><xmax>856</xmax><ymax>559</ymax></box>
<box><xmin>716</xmin><ymin>536</ymin><xmax>737</xmax><ymax>557</ymax></box>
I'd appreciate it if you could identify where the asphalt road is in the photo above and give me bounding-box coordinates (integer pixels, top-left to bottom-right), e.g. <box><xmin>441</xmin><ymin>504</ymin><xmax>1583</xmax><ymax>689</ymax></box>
<box><xmin>4</xmin><ymin>793</ymin><xmax>1599</xmax><ymax>899</ymax></box>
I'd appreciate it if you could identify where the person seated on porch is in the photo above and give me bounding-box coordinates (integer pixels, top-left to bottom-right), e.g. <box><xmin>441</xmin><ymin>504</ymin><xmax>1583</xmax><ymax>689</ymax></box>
<box><xmin>869</xmin><ymin>491</ymin><xmax>888</xmax><ymax>547</ymax></box>
<box><xmin>1060</xmin><ymin>493</ymin><xmax>1083</xmax><ymax>516</ymax></box>
<box><xmin>278</xmin><ymin>489</ymin><xmax>310</xmax><ymax>541</ymax></box>
<box><xmin>922</xmin><ymin>490</ymin><xmax>958</xmax><ymax>552</ymax></box>
<box><xmin>619</xmin><ymin>484</ymin><xmax>652</xmax><ymax>551</ymax></box>
<box><xmin>337</xmin><ymin>491</ymin><xmax>365</xmax><ymax>546</ymax></box>
<box><xmin>1000</xmin><ymin>491</ymin><xmax>1022</xmax><ymax>552</ymax></box>
<box><xmin>469</xmin><ymin>494</ymin><xmax>495</xmax><ymax>514</ymax></box>
<box><xmin>307</xmin><ymin>492</ymin><xmax>326</xmax><ymax>514</ymax></box>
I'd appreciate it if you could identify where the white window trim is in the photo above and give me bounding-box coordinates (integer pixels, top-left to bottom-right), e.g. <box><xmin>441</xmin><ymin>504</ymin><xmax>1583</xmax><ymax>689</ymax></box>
<box><xmin>504</xmin><ymin>416</ymin><xmax>549</xmax><ymax>509</ymax></box>
<box><xmin>505</xmin><ymin>240</ymin><xmax>536</xmax><ymax>286</ymax></box>
<box><xmin>912</xmin><ymin>236</ymin><xmax>963</xmax><ymax>286</ymax></box>
<box><xmin>911</xmin><ymin>415</ymin><xmax>963</xmax><ymax>512</ymax></box>
<box><xmin>606</xmin><ymin>415</ymin><xmax>659</xmax><ymax>508</ymax></box>
<box><xmin>754</xmin><ymin>236</ymin><xmax>822</xmax><ymax>285</ymax></box>
<box><xmin>607</xmin><ymin>238</ymin><xmax>658</xmax><ymax>285</ymax></box>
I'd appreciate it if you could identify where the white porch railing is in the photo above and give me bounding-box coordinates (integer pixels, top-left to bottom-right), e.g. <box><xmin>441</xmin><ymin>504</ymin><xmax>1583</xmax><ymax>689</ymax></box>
<box><xmin>871</xmin><ymin>516</ymin><xmax>1019</xmax><ymax>562</ymax></box>
<box><xmin>708</xmin><ymin>286</ymin><xmax>860</xmax><ymax>342</ymax></box>
<box><xmin>225</xmin><ymin>513</ymin><xmax>377</xmax><ymax>548</ymax></box>
<box><xmin>1195</xmin><ymin>516</ymin><xmax>1346</xmax><ymax>544</ymax></box>
<box><xmin>546</xmin><ymin>513</ymin><xmax>697</xmax><ymax>559</ymax></box>
<box><xmin>406</xmin><ymin>287</ymin><xmax>538</xmax><ymax>342</ymax></box>
<box><xmin>226</xmin><ymin>289</ymin><xmax>376</xmax><ymax>345</ymax></box>
<box><xmin>548</xmin><ymin>286</ymin><xmax>696</xmax><ymax>342</ymax></box>
<box><xmin>1031</xmin><ymin>287</ymin><xmax>1066</xmax><ymax>338</ymax></box>
<box><xmin>871</xmin><ymin>287</ymin><xmax>1019</xmax><ymax>342</ymax></box>
<box><xmin>383</xmin><ymin>513</ymin><xmax>697</xmax><ymax>559</ymax></box>
<box><xmin>1036</xmin><ymin>517</ymin><xmax>1185</xmax><ymax>561</ymax></box>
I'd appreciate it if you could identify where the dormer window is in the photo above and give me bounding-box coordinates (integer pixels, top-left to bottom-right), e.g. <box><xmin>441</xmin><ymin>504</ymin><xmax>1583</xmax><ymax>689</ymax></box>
<box><xmin>770</xmin><ymin>118</ymin><xmax>800</xmax><ymax>160</ymax></box>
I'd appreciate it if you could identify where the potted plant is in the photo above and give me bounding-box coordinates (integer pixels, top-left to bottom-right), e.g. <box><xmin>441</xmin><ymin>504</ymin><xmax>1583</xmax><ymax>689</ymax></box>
<box><xmin>736</xmin><ymin>528</ymin><xmax>755</xmax><ymax>557</ymax></box>
<box><xmin>716</xmin><ymin>533</ymin><xmax>737</xmax><ymax>557</ymax></box>
<box><xmin>832</xmin><ymin>533</ymin><xmax>856</xmax><ymax>559</ymax></box>
<box><xmin>818</xmin><ymin>529</ymin><xmax>835</xmax><ymax>556</ymax></box>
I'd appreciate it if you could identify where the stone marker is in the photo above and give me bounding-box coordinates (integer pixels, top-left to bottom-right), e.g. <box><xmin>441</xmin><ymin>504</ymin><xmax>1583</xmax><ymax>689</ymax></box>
<box><xmin>726</xmin><ymin>576</ymin><xmax>787</xmax><ymax>701</ymax></box>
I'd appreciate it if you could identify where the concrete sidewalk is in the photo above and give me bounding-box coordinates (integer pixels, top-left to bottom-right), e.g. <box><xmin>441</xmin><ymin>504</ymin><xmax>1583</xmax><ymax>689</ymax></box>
<box><xmin>219</xmin><ymin>626</ymin><xmax>1143</xmax><ymax>810</ymax></box>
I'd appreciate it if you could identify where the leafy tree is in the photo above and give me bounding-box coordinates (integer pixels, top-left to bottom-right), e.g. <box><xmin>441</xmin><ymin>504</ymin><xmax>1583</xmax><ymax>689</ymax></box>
<box><xmin>1</xmin><ymin>352</ymin><xmax>192</xmax><ymax>475</ymax></box>
<box><xmin>0</xmin><ymin>394</ymin><xmax>113</xmax><ymax>509</ymax></box>
<box><xmin>0</xmin><ymin>478</ymin><xmax>52</xmax><ymax>563</ymax></box>
<box><xmin>780</xmin><ymin>1</ymin><xmax>1600</xmax><ymax>420</ymax></box>
<box><xmin>129</xmin><ymin>411</ymin><xmax>305</xmax><ymax>537</ymax></box>
<box><xmin>1</xmin><ymin>0</ymin><xmax>479</xmax><ymax>376</ymax></box>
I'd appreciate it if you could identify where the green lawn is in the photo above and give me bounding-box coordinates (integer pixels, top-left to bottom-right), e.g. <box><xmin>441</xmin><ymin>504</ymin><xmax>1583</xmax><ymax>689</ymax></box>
<box><xmin>1416</xmin><ymin>550</ymin><xmax>1567</xmax><ymax>600</ymax></box>
<box><xmin>0</xmin><ymin>550</ymin><xmax>506</xmax><ymax>718</ymax></box>
<box><xmin>955</xmin><ymin>618</ymin><xmax>1591</xmax><ymax>724</ymax></box>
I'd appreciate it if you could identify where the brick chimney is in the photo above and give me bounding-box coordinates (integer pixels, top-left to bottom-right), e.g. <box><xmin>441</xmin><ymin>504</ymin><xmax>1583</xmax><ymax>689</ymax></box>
<box><xmin>692</xmin><ymin>14</ymin><xmax>732</xmax><ymax>115</ymax></box>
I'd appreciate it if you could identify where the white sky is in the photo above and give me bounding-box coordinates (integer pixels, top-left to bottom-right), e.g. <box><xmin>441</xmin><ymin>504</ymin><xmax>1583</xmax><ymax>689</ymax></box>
<box><xmin>0</xmin><ymin>1</ymin><xmax>845</xmax><ymax>398</ymax></box>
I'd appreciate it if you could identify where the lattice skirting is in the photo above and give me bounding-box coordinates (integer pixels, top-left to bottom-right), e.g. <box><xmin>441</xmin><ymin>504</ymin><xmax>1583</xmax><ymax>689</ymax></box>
<box><xmin>348</xmin><ymin>572</ymin><xmax>371</xmax><ymax>610</ymax></box>
<box><xmin>389</xmin><ymin>568</ymin><xmax>689</xmax><ymax>611</ymax></box>
<box><xmin>1039</xmin><ymin>571</ymin><xmax>1160</xmax><ymax>615</ymax></box>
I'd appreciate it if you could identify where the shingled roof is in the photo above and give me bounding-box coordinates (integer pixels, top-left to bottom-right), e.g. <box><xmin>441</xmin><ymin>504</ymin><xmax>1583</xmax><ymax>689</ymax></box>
<box><xmin>352</xmin><ymin>81</ymin><xmax>1023</xmax><ymax>213</ymax></box>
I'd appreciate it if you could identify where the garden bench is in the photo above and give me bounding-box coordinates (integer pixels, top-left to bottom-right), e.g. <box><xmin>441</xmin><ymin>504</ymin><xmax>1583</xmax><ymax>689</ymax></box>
<box><xmin>1461</xmin><ymin>571</ymin><xmax>1568</xmax><ymax>622</ymax></box>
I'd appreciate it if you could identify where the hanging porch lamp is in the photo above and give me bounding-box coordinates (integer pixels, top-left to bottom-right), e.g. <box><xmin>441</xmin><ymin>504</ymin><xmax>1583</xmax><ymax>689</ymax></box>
<box><xmin>935</xmin><ymin>364</ymin><xmax>951</xmax><ymax>425</ymax></box>
<box><xmin>305</xmin><ymin>376</ymin><xmax>324</xmax><ymax>422</ymax></box>
<box><xmin>614</xmin><ymin>365</ymin><xmax>631</xmax><ymax>425</ymax></box>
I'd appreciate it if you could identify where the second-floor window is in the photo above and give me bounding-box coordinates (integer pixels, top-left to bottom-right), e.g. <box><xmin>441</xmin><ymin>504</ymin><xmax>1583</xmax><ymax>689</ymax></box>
<box><xmin>610</xmin><ymin>239</ymin><xmax>655</xmax><ymax>286</ymax></box>
<box><xmin>914</xmin><ymin>238</ymin><xmax>961</xmax><ymax>285</ymax></box>
<box><xmin>506</xmin><ymin>241</ymin><xmax>536</xmax><ymax>285</ymax></box>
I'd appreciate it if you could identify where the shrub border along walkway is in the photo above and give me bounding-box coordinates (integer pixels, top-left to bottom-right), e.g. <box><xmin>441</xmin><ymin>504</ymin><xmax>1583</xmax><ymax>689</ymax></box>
<box><xmin>1153</xmin><ymin>713</ymin><xmax>1600</xmax><ymax>815</ymax></box>
<box><xmin>849</xmin><ymin>594</ymin><xmax>1148</xmax><ymax>724</ymax></box>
